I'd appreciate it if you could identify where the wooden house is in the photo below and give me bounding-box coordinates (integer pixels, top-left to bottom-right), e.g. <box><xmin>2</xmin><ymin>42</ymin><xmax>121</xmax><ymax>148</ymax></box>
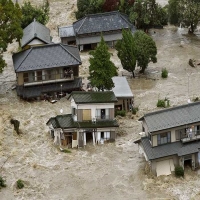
<box><xmin>59</xmin><ymin>11</ymin><xmax>136</xmax><ymax>51</ymax></box>
<box><xmin>12</xmin><ymin>43</ymin><xmax>82</xmax><ymax>99</ymax></box>
<box><xmin>46</xmin><ymin>91</ymin><xmax>119</xmax><ymax>148</ymax></box>
<box><xmin>135</xmin><ymin>102</ymin><xmax>200</xmax><ymax>176</ymax></box>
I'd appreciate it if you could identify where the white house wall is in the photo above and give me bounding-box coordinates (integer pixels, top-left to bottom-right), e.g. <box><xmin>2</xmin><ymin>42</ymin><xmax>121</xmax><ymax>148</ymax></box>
<box><xmin>28</xmin><ymin>39</ymin><xmax>45</xmax><ymax>46</ymax></box>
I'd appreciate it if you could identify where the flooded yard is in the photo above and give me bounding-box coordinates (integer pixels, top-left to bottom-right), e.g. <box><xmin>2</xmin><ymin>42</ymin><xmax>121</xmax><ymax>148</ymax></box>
<box><xmin>1</xmin><ymin>0</ymin><xmax>200</xmax><ymax>199</ymax></box>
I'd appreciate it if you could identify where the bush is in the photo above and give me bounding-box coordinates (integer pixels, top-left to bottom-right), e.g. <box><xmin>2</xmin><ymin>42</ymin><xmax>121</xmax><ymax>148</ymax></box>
<box><xmin>161</xmin><ymin>68</ymin><xmax>168</xmax><ymax>78</ymax></box>
<box><xmin>115</xmin><ymin>110</ymin><xmax>126</xmax><ymax>117</ymax></box>
<box><xmin>0</xmin><ymin>176</ymin><xmax>6</xmax><ymax>189</ymax></box>
<box><xmin>62</xmin><ymin>149</ymin><xmax>71</xmax><ymax>153</ymax></box>
<box><xmin>157</xmin><ymin>98</ymin><xmax>170</xmax><ymax>108</ymax></box>
<box><xmin>132</xmin><ymin>107</ymin><xmax>139</xmax><ymax>115</ymax></box>
<box><xmin>17</xmin><ymin>179</ymin><xmax>24</xmax><ymax>189</ymax></box>
<box><xmin>175</xmin><ymin>166</ymin><xmax>184</xmax><ymax>177</ymax></box>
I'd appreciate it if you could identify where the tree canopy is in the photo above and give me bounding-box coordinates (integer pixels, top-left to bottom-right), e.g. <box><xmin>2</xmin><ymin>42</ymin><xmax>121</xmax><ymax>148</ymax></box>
<box><xmin>116</xmin><ymin>30</ymin><xmax>157</xmax><ymax>74</ymax></box>
<box><xmin>129</xmin><ymin>0</ymin><xmax>167</xmax><ymax>32</ymax></box>
<box><xmin>76</xmin><ymin>0</ymin><xmax>104</xmax><ymax>19</ymax></box>
<box><xmin>115</xmin><ymin>29</ymin><xmax>136</xmax><ymax>77</ymax></box>
<box><xmin>168</xmin><ymin>0</ymin><xmax>200</xmax><ymax>33</ymax></box>
<box><xmin>134</xmin><ymin>30</ymin><xmax>157</xmax><ymax>73</ymax></box>
<box><xmin>88</xmin><ymin>36</ymin><xmax>118</xmax><ymax>91</ymax></box>
<box><xmin>21</xmin><ymin>0</ymin><xmax>49</xmax><ymax>29</ymax></box>
<box><xmin>0</xmin><ymin>0</ymin><xmax>23</xmax><ymax>73</ymax></box>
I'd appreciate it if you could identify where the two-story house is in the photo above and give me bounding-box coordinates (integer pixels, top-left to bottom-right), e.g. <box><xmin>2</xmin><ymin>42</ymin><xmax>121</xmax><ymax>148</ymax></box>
<box><xmin>12</xmin><ymin>43</ymin><xmax>82</xmax><ymax>100</ymax></box>
<box><xmin>135</xmin><ymin>101</ymin><xmax>200</xmax><ymax>176</ymax></box>
<box><xmin>46</xmin><ymin>91</ymin><xmax>119</xmax><ymax>148</ymax></box>
<box><xmin>58</xmin><ymin>11</ymin><xmax>136</xmax><ymax>51</ymax></box>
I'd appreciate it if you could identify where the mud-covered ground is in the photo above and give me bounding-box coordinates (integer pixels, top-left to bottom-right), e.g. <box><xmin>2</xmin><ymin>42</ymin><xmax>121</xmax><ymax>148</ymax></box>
<box><xmin>1</xmin><ymin>0</ymin><xmax>200</xmax><ymax>199</ymax></box>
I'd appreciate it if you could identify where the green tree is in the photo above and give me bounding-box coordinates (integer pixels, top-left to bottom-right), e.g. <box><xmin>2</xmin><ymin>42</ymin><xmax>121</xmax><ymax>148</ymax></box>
<box><xmin>168</xmin><ymin>0</ymin><xmax>200</xmax><ymax>33</ymax></box>
<box><xmin>116</xmin><ymin>29</ymin><xmax>136</xmax><ymax>77</ymax></box>
<box><xmin>167</xmin><ymin>0</ymin><xmax>181</xmax><ymax>25</ymax></box>
<box><xmin>88</xmin><ymin>36</ymin><xmax>118</xmax><ymax>91</ymax></box>
<box><xmin>0</xmin><ymin>0</ymin><xmax>23</xmax><ymax>73</ymax></box>
<box><xmin>21</xmin><ymin>0</ymin><xmax>49</xmax><ymax>29</ymax></box>
<box><xmin>76</xmin><ymin>0</ymin><xmax>104</xmax><ymax>19</ymax></box>
<box><xmin>129</xmin><ymin>0</ymin><xmax>167</xmax><ymax>32</ymax></box>
<box><xmin>134</xmin><ymin>30</ymin><xmax>157</xmax><ymax>73</ymax></box>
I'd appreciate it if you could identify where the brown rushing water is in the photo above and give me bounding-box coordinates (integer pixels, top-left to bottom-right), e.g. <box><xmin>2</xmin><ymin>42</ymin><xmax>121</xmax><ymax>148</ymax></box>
<box><xmin>1</xmin><ymin>0</ymin><xmax>200</xmax><ymax>199</ymax></box>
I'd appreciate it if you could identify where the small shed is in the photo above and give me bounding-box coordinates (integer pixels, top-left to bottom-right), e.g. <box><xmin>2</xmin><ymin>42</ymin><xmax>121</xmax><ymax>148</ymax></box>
<box><xmin>112</xmin><ymin>76</ymin><xmax>134</xmax><ymax>112</ymax></box>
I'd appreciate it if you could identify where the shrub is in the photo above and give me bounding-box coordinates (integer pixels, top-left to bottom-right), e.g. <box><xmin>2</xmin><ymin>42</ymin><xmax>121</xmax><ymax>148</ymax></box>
<box><xmin>175</xmin><ymin>166</ymin><xmax>184</xmax><ymax>177</ymax></box>
<box><xmin>62</xmin><ymin>149</ymin><xmax>71</xmax><ymax>153</ymax></box>
<box><xmin>0</xmin><ymin>176</ymin><xmax>6</xmax><ymax>189</ymax></box>
<box><xmin>17</xmin><ymin>179</ymin><xmax>24</xmax><ymax>189</ymax></box>
<box><xmin>132</xmin><ymin>107</ymin><xmax>139</xmax><ymax>115</ymax></box>
<box><xmin>161</xmin><ymin>68</ymin><xmax>168</xmax><ymax>78</ymax></box>
<box><xmin>115</xmin><ymin>110</ymin><xmax>126</xmax><ymax>117</ymax></box>
<box><xmin>157</xmin><ymin>98</ymin><xmax>170</xmax><ymax>108</ymax></box>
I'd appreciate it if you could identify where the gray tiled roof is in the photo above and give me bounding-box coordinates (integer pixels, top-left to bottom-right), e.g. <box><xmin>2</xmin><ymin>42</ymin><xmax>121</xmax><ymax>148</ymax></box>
<box><xmin>59</xmin><ymin>25</ymin><xmax>75</xmax><ymax>37</ymax></box>
<box><xmin>140</xmin><ymin>101</ymin><xmax>200</xmax><ymax>133</ymax></box>
<box><xmin>68</xmin><ymin>91</ymin><xmax>118</xmax><ymax>104</ymax></box>
<box><xmin>140</xmin><ymin>137</ymin><xmax>200</xmax><ymax>160</ymax></box>
<box><xmin>73</xmin><ymin>11</ymin><xmax>135</xmax><ymax>35</ymax></box>
<box><xmin>112</xmin><ymin>76</ymin><xmax>133</xmax><ymax>98</ymax></box>
<box><xmin>47</xmin><ymin>114</ymin><xmax>119</xmax><ymax>129</ymax></box>
<box><xmin>13</xmin><ymin>44</ymin><xmax>81</xmax><ymax>72</ymax></box>
<box><xmin>21</xmin><ymin>20</ymin><xmax>51</xmax><ymax>47</ymax></box>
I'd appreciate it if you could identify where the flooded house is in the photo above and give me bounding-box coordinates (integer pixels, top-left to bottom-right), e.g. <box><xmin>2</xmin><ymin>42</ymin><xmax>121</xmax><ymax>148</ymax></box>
<box><xmin>12</xmin><ymin>43</ymin><xmax>82</xmax><ymax>100</ymax></box>
<box><xmin>58</xmin><ymin>11</ymin><xmax>136</xmax><ymax>51</ymax></box>
<box><xmin>112</xmin><ymin>76</ymin><xmax>134</xmax><ymax>112</ymax></box>
<box><xmin>46</xmin><ymin>91</ymin><xmax>119</xmax><ymax>148</ymax></box>
<box><xmin>21</xmin><ymin>19</ymin><xmax>52</xmax><ymax>50</ymax></box>
<box><xmin>135</xmin><ymin>101</ymin><xmax>200</xmax><ymax>176</ymax></box>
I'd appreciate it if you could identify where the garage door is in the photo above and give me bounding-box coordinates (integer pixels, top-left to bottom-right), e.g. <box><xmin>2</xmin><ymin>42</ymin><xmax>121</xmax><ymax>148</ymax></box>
<box><xmin>156</xmin><ymin>159</ymin><xmax>174</xmax><ymax>177</ymax></box>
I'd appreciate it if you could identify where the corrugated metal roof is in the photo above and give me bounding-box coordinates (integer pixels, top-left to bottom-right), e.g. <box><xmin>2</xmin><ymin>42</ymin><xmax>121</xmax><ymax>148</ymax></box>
<box><xmin>12</xmin><ymin>44</ymin><xmax>81</xmax><ymax>72</ymax></box>
<box><xmin>69</xmin><ymin>91</ymin><xmax>118</xmax><ymax>104</ymax></box>
<box><xmin>112</xmin><ymin>76</ymin><xmax>133</xmax><ymax>98</ymax></box>
<box><xmin>140</xmin><ymin>102</ymin><xmax>200</xmax><ymax>133</ymax></box>
<box><xmin>140</xmin><ymin>137</ymin><xmax>200</xmax><ymax>160</ymax></box>
<box><xmin>21</xmin><ymin>20</ymin><xmax>51</xmax><ymax>47</ymax></box>
<box><xmin>73</xmin><ymin>11</ymin><xmax>136</xmax><ymax>35</ymax></box>
<box><xmin>59</xmin><ymin>25</ymin><xmax>75</xmax><ymax>37</ymax></box>
<box><xmin>47</xmin><ymin>114</ymin><xmax>119</xmax><ymax>129</ymax></box>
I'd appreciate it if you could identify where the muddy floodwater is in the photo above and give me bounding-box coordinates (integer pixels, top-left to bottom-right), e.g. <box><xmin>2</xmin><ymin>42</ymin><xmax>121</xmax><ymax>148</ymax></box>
<box><xmin>1</xmin><ymin>0</ymin><xmax>200</xmax><ymax>199</ymax></box>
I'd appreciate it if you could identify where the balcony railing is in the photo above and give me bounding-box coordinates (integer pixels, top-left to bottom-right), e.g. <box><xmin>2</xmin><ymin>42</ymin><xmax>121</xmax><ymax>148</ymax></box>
<box><xmin>24</xmin><ymin>73</ymin><xmax>74</xmax><ymax>86</ymax></box>
<box><xmin>181</xmin><ymin>131</ymin><xmax>200</xmax><ymax>143</ymax></box>
<box><xmin>95</xmin><ymin>115</ymin><xmax>110</xmax><ymax>120</ymax></box>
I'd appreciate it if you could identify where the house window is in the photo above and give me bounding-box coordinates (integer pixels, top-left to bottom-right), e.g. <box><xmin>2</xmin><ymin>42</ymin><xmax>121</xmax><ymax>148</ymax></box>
<box><xmin>157</xmin><ymin>132</ymin><xmax>171</xmax><ymax>145</ymax></box>
<box><xmin>82</xmin><ymin>109</ymin><xmax>91</xmax><ymax>121</ymax></box>
<box><xmin>72</xmin><ymin>107</ymin><xmax>76</xmax><ymax>115</ymax></box>
<box><xmin>96</xmin><ymin>109</ymin><xmax>109</xmax><ymax>119</ymax></box>
<box><xmin>23</xmin><ymin>73</ymin><xmax>29</xmax><ymax>82</ymax></box>
<box><xmin>175</xmin><ymin>129</ymin><xmax>187</xmax><ymax>140</ymax></box>
<box><xmin>196</xmin><ymin>125</ymin><xmax>200</xmax><ymax>135</ymax></box>
<box><xmin>36</xmin><ymin>70</ymin><xmax>42</xmax><ymax>81</ymax></box>
<box><xmin>23</xmin><ymin>72</ymin><xmax>34</xmax><ymax>83</ymax></box>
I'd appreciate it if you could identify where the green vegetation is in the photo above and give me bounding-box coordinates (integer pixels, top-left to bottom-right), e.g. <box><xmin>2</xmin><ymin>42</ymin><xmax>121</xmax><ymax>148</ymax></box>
<box><xmin>157</xmin><ymin>98</ymin><xmax>170</xmax><ymax>108</ymax></box>
<box><xmin>17</xmin><ymin>179</ymin><xmax>24</xmax><ymax>189</ymax></box>
<box><xmin>175</xmin><ymin>166</ymin><xmax>184</xmax><ymax>177</ymax></box>
<box><xmin>116</xmin><ymin>29</ymin><xmax>136</xmax><ymax>77</ymax></box>
<box><xmin>116</xmin><ymin>30</ymin><xmax>157</xmax><ymax>74</ymax></box>
<box><xmin>0</xmin><ymin>176</ymin><xmax>6</xmax><ymax>189</ymax></box>
<box><xmin>168</xmin><ymin>0</ymin><xmax>200</xmax><ymax>33</ymax></box>
<box><xmin>0</xmin><ymin>0</ymin><xmax>23</xmax><ymax>73</ymax></box>
<box><xmin>115</xmin><ymin>110</ymin><xmax>126</xmax><ymax>117</ymax></box>
<box><xmin>161</xmin><ymin>68</ymin><xmax>168</xmax><ymax>78</ymax></box>
<box><xmin>132</xmin><ymin>107</ymin><xmax>139</xmax><ymax>115</ymax></box>
<box><xmin>62</xmin><ymin>149</ymin><xmax>71</xmax><ymax>153</ymax></box>
<box><xmin>21</xmin><ymin>0</ymin><xmax>49</xmax><ymax>29</ymax></box>
<box><xmin>88</xmin><ymin>35</ymin><xmax>117</xmax><ymax>91</ymax></box>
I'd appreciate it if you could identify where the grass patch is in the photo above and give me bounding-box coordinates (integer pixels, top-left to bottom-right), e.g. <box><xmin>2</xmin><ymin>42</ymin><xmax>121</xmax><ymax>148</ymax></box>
<box><xmin>161</xmin><ymin>68</ymin><xmax>168</xmax><ymax>78</ymax></box>
<box><xmin>62</xmin><ymin>149</ymin><xmax>71</xmax><ymax>153</ymax></box>
<box><xmin>0</xmin><ymin>176</ymin><xmax>6</xmax><ymax>189</ymax></box>
<box><xmin>115</xmin><ymin>110</ymin><xmax>126</xmax><ymax>117</ymax></box>
<box><xmin>17</xmin><ymin>179</ymin><xmax>24</xmax><ymax>189</ymax></box>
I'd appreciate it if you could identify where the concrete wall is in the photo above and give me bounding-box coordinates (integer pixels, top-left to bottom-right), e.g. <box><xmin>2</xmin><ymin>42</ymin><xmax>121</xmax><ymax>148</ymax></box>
<box><xmin>17</xmin><ymin>73</ymin><xmax>24</xmax><ymax>85</ymax></box>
